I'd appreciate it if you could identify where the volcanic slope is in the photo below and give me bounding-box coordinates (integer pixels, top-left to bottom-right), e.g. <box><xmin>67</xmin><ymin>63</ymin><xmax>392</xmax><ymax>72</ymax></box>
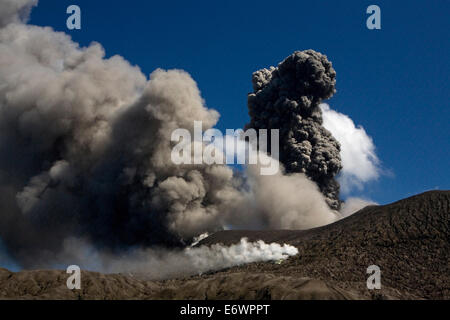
<box><xmin>0</xmin><ymin>191</ymin><xmax>448</xmax><ymax>299</ymax></box>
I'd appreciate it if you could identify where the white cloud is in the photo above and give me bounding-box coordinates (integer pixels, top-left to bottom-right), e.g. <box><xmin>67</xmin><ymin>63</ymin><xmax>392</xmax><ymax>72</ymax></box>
<box><xmin>320</xmin><ymin>103</ymin><xmax>381</xmax><ymax>194</ymax></box>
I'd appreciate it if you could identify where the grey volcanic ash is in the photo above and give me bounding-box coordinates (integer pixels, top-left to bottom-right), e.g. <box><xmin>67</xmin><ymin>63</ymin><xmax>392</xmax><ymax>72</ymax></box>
<box><xmin>0</xmin><ymin>0</ymin><xmax>352</xmax><ymax>272</ymax></box>
<box><xmin>246</xmin><ymin>50</ymin><xmax>342</xmax><ymax>210</ymax></box>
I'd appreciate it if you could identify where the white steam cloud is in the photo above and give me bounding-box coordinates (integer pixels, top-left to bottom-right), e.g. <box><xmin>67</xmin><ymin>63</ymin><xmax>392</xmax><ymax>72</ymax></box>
<box><xmin>61</xmin><ymin>237</ymin><xmax>298</xmax><ymax>280</ymax></box>
<box><xmin>320</xmin><ymin>103</ymin><xmax>381</xmax><ymax>194</ymax></box>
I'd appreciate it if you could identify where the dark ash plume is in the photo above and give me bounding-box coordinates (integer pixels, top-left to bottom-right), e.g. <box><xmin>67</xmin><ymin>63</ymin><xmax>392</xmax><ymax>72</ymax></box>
<box><xmin>246</xmin><ymin>50</ymin><xmax>342</xmax><ymax>209</ymax></box>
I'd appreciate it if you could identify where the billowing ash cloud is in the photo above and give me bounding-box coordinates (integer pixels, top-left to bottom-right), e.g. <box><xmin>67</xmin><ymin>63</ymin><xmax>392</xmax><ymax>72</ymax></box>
<box><xmin>339</xmin><ymin>197</ymin><xmax>378</xmax><ymax>218</ymax></box>
<box><xmin>228</xmin><ymin>157</ymin><xmax>338</xmax><ymax>230</ymax></box>
<box><xmin>0</xmin><ymin>1</ymin><xmax>380</xmax><ymax>273</ymax></box>
<box><xmin>0</xmin><ymin>0</ymin><xmax>36</xmax><ymax>27</ymax></box>
<box><xmin>0</xmin><ymin>0</ymin><xmax>242</xmax><ymax>266</ymax></box>
<box><xmin>0</xmin><ymin>1</ymin><xmax>336</xmax><ymax>269</ymax></box>
<box><xmin>246</xmin><ymin>51</ymin><xmax>342</xmax><ymax>210</ymax></box>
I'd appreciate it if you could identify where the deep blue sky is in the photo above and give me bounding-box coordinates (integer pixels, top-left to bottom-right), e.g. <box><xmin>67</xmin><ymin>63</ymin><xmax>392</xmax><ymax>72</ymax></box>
<box><xmin>29</xmin><ymin>0</ymin><xmax>449</xmax><ymax>205</ymax></box>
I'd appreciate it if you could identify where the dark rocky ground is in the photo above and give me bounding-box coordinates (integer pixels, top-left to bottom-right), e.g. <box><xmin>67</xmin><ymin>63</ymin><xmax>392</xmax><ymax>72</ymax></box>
<box><xmin>0</xmin><ymin>190</ymin><xmax>448</xmax><ymax>300</ymax></box>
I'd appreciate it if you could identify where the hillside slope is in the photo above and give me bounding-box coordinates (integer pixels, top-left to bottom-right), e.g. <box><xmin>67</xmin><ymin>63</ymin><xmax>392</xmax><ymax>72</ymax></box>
<box><xmin>199</xmin><ymin>190</ymin><xmax>450</xmax><ymax>299</ymax></box>
<box><xmin>0</xmin><ymin>191</ymin><xmax>448</xmax><ymax>299</ymax></box>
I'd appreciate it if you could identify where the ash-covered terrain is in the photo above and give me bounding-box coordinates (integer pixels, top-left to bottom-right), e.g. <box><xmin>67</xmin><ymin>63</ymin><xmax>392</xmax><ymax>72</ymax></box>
<box><xmin>1</xmin><ymin>190</ymin><xmax>448</xmax><ymax>300</ymax></box>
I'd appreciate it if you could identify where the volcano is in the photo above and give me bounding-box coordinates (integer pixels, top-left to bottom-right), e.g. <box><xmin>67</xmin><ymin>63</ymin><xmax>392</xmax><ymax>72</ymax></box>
<box><xmin>0</xmin><ymin>190</ymin><xmax>448</xmax><ymax>300</ymax></box>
